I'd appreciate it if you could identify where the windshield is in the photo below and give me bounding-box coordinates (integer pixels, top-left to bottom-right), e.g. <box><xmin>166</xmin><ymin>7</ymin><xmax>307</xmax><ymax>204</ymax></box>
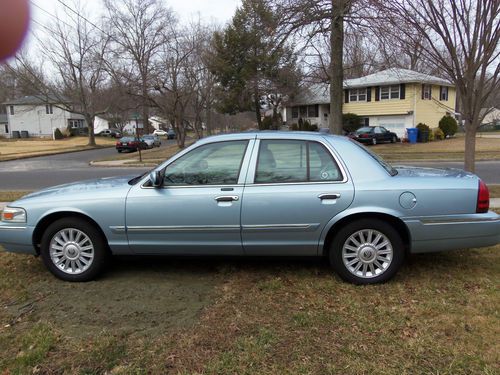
<box><xmin>143</xmin><ymin>135</ymin><xmax>154</xmax><ymax>139</ymax></box>
<box><xmin>350</xmin><ymin>139</ymin><xmax>398</xmax><ymax>176</ymax></box>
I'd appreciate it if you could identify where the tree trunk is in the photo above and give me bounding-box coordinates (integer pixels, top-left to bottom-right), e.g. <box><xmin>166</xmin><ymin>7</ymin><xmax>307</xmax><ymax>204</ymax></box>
<box><xmin>329</xmin><ymin>0</ymin><xmax>345</xmax><ymax>135</ymax></box>
<box><xmin>464</xmin><ymin>119</ymin><xmax>477</xmax><ymax>173</ymax></box>
<box><xmin>254</xmin><ymin>83</ymin><xmax>262</xmax><ymax>130</ymax></box>
<box><xmin>86</xmin><ymin>115</ymin><xmax>96</xmax><ymax>147</ymax></box>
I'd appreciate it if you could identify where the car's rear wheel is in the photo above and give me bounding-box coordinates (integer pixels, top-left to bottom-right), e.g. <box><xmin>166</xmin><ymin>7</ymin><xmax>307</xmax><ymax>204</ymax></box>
<box><xmin>329</xmin><ymin>219</ymin><xmax>404</xmax><ymax>284</ymax></box>
<box><xmin>40</xmin><ymin>218</ymin><xmax>109</xmax><ymax>282</ymax></box>
<box><xmin>391</xmin><ymin>136</ymin><xmax>397</xmax><ymax>143</ymax></box>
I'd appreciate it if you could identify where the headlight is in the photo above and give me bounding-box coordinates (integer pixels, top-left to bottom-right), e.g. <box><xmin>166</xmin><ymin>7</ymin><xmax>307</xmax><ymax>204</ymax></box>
<box><xmin>1</xmin><ymin>207</ymin><xmax>27</xmax><ymax>223</ymax></box>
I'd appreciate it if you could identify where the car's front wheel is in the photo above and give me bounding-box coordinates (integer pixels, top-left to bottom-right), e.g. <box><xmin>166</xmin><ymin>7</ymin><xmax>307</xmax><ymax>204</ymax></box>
<box><xmin>329</xmin><ymin>219</ymin><xmax>404</xmax><ymax>284</ymax></box>
<box><xmin>371</xmin><ymin>138</ymin><xmax>377</xmax><ymax>145</ymax></box>
<box><xmin>40</xmin><ymin>218</ymin><xmax>109</xmax><ymax>282</ymax></box>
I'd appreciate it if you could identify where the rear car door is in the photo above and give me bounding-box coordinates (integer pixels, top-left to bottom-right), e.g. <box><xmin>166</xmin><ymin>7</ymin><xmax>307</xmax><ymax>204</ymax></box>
<box><xmin>240</xmin><ymin>136</ymin><xmax>354</xmax><ymax>256</ymax></box>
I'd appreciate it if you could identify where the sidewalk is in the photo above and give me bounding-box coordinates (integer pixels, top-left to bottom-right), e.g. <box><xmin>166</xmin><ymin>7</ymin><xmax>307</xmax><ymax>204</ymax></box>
<box><xmin>1</xmin><ymin>199</ymin><xmax>500</xmax><ymax>212</ymax></box>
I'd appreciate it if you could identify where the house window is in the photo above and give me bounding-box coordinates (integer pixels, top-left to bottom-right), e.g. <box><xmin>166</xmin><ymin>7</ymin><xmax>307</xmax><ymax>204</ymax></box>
<box><xmin>46</xmin><ymin>104</ymin><xmax>53</xmax><ymax>114</ymax></box>
<box><xmin>422</xmin><ymin>85</ymin><xmax>432</xmax><ymax>100</ymax></box>
<box><xmin>349</xmin><ymin>88</ymin><xmax>367</xmax><ymax>102</ymax></box>
<box><xmin>9</xmin><ymin>106</ymin><xmax>14</xmax><ymax>115</ymax></box>
<box><xmin>440</xmin><ymin>86</ymin><xmax>449</xmax><ymax>101</ymax></box>
<box><xmin>299</xmin><ymin>106</ymin><xmax>307</xmax><ymax>118</ymax></box>
<box><xmin>69</xmin><ymin>119</ymin><xmax>84</xmax><ymax>128</ymax></box>
<box><xmin>292</xmin><ymin>107</ymin><xmax>299</xmax><ymax>119</ymax></box>
<box><xmin>380</xmin><ymin>85</ymin><xmax>400</xmax><ymax>100</ymax></box>
<box><xmin>4</xmin><ymin>124</ymin><xmax>8</xmax><ymax>133</ymax></box>
<box><xmin>307</xmin><ymin>105</ymin><xmax>319</xmax><ymax>117</ymax></box>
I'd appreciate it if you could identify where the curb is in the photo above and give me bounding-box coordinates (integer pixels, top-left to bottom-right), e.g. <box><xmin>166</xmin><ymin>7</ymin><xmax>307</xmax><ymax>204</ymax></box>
<box><xmin>89</xmin><ymin>160</ymin><xmax>158</xmax><ymax>168</ymax></box>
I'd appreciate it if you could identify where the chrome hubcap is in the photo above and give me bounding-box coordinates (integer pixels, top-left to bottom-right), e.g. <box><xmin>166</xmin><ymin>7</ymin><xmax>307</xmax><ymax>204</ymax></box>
<box><xmin>49</xmin><ymin>228</ymin><xmax>94</xmax><ymax>275</ymax></box>
<box><xmin>342</xmin><ymin>229</ymin><xmax>393</xmax><ymax>279</ymax></box>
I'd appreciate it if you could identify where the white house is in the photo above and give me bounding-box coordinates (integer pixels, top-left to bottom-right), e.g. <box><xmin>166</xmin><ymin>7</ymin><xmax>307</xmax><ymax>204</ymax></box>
<box><xmin>3</xmin><ymin>95</ymin><xmax>86</xmax><ymax>137</ymax></box>
<box><xmin>0</xmin><ymin>113</ymin><xmax>8</xmax><ymax>136</ymax></box>
<box><xmin>480</xmin><ymin>107</ymin><xmax>500</xmax><ymax>126</ymax></box>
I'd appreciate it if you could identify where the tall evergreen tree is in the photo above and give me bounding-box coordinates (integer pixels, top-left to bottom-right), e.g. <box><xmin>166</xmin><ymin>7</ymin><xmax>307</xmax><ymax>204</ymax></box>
<box><xmin>210</xmin><ymin>0</ymin><xmax>299</xmax><ymax>129</ymax></box>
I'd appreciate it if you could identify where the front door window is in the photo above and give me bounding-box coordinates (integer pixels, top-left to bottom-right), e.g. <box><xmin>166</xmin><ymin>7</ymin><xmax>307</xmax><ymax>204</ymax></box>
<box><xmin>164</xmin><ymin>141</ymin><xmax>248</xmax><ymax>185</ymax></box>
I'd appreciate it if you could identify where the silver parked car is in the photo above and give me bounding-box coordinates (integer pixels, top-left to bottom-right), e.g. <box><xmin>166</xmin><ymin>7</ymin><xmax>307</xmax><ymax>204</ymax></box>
<box><xmin>1</xmin><ymin>132</ymin><xmax>498</xmax><ymax>284</ymax></box>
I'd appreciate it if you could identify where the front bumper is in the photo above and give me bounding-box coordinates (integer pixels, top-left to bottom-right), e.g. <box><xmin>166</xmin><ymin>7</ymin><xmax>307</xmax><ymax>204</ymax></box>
<box><xmin>404</xmin><ymin>211</ymin><xmax>500</xmax><ymax>253</ymax></box>
<box><xmin>0</xmin><ymin>222</ymin><xmax>36</xmax><ymax>255</ymax></box>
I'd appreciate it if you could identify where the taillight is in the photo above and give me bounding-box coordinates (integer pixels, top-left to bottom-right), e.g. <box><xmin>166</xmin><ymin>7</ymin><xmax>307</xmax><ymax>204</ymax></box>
<box><xmin>476</xmin><ymin>180</ymin><xmax>489</xmax><ymax>213</ymax></box>
<box><xmin>116</xmin><ymin>141</ymin><xmax>120</xmax><ymax>145</ymax></box>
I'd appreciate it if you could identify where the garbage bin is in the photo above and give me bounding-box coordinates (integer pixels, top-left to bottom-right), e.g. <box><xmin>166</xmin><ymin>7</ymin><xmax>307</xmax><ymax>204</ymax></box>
<box><xmin>417</xmin><ymin>130</ymin><xmax>429</xmax><ymax>143</ymax></box>
<box><xmin>20</xmin><ymin>130</ymin><xmax>29</xmax><ymax>138</ymax></box>
<box><xmin>12</xmin><ymin>131</ymin><xmax>20</xmax><ymax>139</ymax></box>
<box><xmin>407</xmin><ymin>128</ymin><xmax>418</xmax><ymax>144</ymax></box>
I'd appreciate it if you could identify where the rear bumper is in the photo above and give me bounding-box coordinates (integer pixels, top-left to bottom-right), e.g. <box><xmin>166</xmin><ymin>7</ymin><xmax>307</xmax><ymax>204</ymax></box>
<box><xmin>0</xmin><ymin>223</ymin><xmax>36</xmax><ymax>255</ymax></box>
<box><xmin>404</xmin><ymin>212</ymin><xmax>500</xmax><ymax>253</ymax></box>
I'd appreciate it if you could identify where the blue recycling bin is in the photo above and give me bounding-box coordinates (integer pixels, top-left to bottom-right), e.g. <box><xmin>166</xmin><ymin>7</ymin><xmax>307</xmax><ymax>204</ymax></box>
<box><xmin>407</xmin><ymin>128</ymin><xmax>418</xmax><ymax>144</ymax></box>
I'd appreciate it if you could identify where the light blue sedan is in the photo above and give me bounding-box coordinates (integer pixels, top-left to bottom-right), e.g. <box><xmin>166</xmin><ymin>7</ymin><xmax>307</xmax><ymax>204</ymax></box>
<box><xmin>1</xmin><ymin>132</ymin><xmax>499</xmax><ymax>284</ymax></box>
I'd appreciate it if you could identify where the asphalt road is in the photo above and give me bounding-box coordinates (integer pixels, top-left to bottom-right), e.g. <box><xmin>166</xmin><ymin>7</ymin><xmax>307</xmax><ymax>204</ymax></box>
<box><xmin>0</xmin><ymin>140</ymin><xmax>174</xmax><ymax>190</ymax></box>
<box><xmin>0</xmin><ymin>144</ymin><xmax>499</xmax><ymax>190</ymax></box>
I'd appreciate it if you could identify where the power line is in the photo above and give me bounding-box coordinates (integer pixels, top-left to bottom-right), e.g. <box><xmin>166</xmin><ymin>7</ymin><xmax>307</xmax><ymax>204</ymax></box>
<box><xmin>54</xmin><ymin>0</ymin><xmax>110</xmax><ymax>38</ymax></box>
<box><xmin>30</xmin><ymin>1</ymin><xmax>75</xmax><ymax>31</ymax></box>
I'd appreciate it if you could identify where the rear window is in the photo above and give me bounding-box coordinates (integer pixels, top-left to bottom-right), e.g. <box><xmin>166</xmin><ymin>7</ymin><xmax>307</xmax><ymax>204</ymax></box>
<box><xmin>350</xmin><ymin>139</ymin><xmax>398</xmax><ymax>176</ymax></box>
<box><xmin>120</xmin><ymin>137</ymin><xmax>135</xmax><ymax>142</ymax></box>
<box><xmin>356</xmin><ymin>127</ymin><xmax>372</xmax><ymax>133</ymax></box>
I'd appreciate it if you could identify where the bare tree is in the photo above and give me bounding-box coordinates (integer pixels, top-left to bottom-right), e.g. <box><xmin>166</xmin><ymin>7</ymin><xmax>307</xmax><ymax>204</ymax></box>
<box><xmin>104</xmin><ymin>0</ymin><xmax>174</xmax><ymax>134</ymax></box>
<box><xmin>273</xmin><ymin>0</ymin><xmax>360</xmax><ymax>134</ymax></box>
<box><xmin>151</xmin><ymin>25</ymin><xmax>197</xmax><ymax>148</ymax></box>
<box><xmin>376</xmin><ymin>0</ymin><xmax>500</xmax><ymax>172</ymax></box>
<box><xmin>9</xmin><ymin>4</ymin><xmax>110</xmax><ymax>146</ymax></box>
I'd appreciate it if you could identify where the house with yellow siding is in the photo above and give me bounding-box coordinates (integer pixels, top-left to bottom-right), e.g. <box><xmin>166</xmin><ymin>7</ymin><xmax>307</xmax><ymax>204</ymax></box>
<box><xmin>285</xmin><ymin>68</ymin><xmax>456</xmax><ymax>138</ymax></box>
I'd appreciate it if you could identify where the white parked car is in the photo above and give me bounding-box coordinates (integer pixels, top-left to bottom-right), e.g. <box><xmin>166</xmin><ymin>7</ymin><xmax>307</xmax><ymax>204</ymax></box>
<box><xmin>153</xmin><ymin>129</ymin><xmax>168</xmax><ymax>136</ymax></box>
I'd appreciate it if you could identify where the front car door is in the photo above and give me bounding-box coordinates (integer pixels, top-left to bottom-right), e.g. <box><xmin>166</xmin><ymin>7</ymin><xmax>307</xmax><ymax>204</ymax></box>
<box><xmin>241</xmin><ymin>134</ymin><xmax>354</xmax><ymax>256</ymax></box>
<box><xmin>125</xmin><ymin>136</ymin><xmax>255</xmax><ymax>254</ymax></box>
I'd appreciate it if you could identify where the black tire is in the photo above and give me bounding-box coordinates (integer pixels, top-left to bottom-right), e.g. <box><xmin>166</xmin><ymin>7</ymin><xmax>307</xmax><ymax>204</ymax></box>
<box><xmin>372</xmin><ymin>138</ymin><xmax>377</xmax><ymax>145</ymax></box>
<box><xmin>329</xmin><ymin>219</ymin><xmax>404</xmax><ymax>284</ymax></box>
<box><xmin>117</xmin><ymin>149</ymin><xmax>122</xmax><ymax>153</ymax></box>
<box><xmin>391</xmin><ymin>136</ymin><xmax>397</xmax><ymax>143</ymax></box>
<box><xmin>40</xmin><ymin>217</ymin><xmax>109</xmax><ymax>282</ymax></box>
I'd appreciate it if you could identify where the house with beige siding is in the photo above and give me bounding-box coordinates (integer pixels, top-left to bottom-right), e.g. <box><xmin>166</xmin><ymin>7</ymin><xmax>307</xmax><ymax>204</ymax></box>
<box><xmin>285</xmin><ymin>68</ymin><xmax>457</xmax><ymax>138</ymax></box>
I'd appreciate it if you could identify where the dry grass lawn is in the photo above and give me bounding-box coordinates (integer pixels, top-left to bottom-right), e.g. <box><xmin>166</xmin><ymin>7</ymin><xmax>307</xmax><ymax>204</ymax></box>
<box><xmin>376</xmin><ymin>135</ymin><xmax>500</xmax><ymax>161</ymax></box>
<box><xmin>0</xmin><ymin>137</ymin><xmax>116</xmax><ymax>161</ymax></box>
<box><xmin>0</xmin><ymin>244</ymin><xmax>498</xmax><ymax>374</ymax></box>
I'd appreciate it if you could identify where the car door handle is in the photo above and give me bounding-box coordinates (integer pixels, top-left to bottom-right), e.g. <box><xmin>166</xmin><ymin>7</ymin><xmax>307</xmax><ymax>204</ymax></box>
<box><xmin>318</xmin><ymin>193</ymin><xmax>341</xmax><ymax>200</ymax></box>
<box><xmin>215</xmin><ymin>195</ymin><xmax>239</xmax><ymax>202</ymax></box>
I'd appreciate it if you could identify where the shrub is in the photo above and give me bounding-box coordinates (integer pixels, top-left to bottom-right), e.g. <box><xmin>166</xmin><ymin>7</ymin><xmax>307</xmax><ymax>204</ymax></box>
<box><xmin>54</xmin><ymin>128</ymin><xmax>64</xmax><ymax>140</ymax></box>
<box><xmin>290</xmin><ymin>123</ymin><xmax>299</xmax><ymax>131</ymax></box>
<box><xmin>438</xmin><ymin>115</ymin><xmax>458</xmax><ymax>137</ymax></box>
<box><xmin>428</xmin><ymin>129</ymin><xmax>435</xmax><ymax>141</ymax></box>
<box><xmin>416</xmin><ymin>123</ymin><xmax>430</xmax><ymax>132</ymax></box>
<box><xmin>342</xmin><ymin>113</ymin><xmax>362</xmax><ymax>133</ymax></box>
<box><xmin>433</xmin><ymin>128</ymin><xmax>445</xmax><ymax>140</ymax></box>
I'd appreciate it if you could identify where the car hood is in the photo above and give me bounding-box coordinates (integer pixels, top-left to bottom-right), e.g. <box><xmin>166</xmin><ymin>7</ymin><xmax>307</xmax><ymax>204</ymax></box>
<box><xmin>394</xmin><ymin>165</ymin><xmax>476</xmax><ymax>179</ymax></box>
<box><xmin>18</xmin><ymin>175</ymin><xmax>137</xmax><ymax>201</ymax></box>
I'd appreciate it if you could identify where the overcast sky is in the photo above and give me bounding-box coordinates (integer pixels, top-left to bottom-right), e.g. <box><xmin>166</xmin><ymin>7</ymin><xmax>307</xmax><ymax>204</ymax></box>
<box><xmin>30</xmin><ymin>0</ymin><xmax>241</xmax><ymax>28</ymax></box>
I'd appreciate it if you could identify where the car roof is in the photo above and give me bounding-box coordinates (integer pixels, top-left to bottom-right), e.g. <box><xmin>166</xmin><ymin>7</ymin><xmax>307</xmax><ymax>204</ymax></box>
<box><xmin>197</xmin><ymin>131</ymin><xmax>347</xmax><ymax>142</ymax></box>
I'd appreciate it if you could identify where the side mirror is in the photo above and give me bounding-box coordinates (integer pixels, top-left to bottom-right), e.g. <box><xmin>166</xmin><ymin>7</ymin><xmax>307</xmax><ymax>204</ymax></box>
<box><xmin>149</xmin><ymin>170</ymin><xmax>163</xmax><ymax>188</ymax></box>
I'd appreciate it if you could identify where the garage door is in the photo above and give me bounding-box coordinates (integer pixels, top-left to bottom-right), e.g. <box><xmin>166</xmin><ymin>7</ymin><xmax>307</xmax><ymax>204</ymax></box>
<box><xmin>377</xmin><ymin>117</ymin><xmax>408</xmax><ymax>138</ymax></box>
